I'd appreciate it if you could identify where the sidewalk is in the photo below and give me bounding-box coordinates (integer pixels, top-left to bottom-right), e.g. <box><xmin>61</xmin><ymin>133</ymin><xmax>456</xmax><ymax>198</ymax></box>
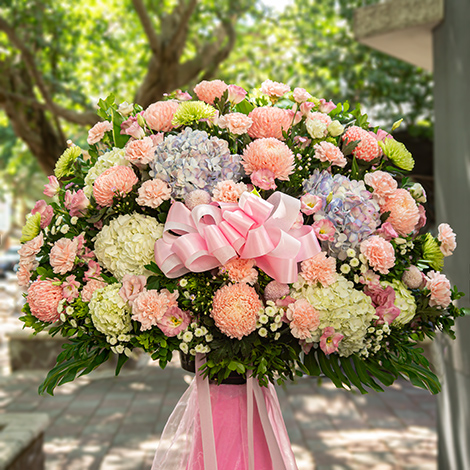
<box><xmin>0</xmin><ymin>355</ymin><xmax>437</xmax><ymax>470</ymax></box>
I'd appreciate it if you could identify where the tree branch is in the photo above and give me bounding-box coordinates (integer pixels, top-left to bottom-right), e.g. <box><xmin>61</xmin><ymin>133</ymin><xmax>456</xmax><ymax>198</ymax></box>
<box><xmin>131</xmin><ymin>0</ymin><xmax>161</xmax><ymax>55</ymax></box>
<box><xmin>167</xmin><ymin>0</ymin><xmax>198</xmax><ymax>58</ymax></box>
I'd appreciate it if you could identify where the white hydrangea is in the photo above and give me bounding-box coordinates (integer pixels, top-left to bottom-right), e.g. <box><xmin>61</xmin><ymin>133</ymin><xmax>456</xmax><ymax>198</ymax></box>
<box><xmin>291</xmin><ymin>275</ymin><xmax>376</xmax><ymax>357</ymax></box>
<box><xmin>382</xmin><ymin>279</ymin><xmax>417</xmax><ymax>326</ymax></box>
<box><xmin>89</xmin><ymin>284</ymin><xmax>132</xmax><ymax>343</ymax></box>
<box><xmin>94</xmin><ymin>212</ymin><xmax>164</xmax><ymax>280</ymax></box>
<box><xmin>84</xmin><ymin>148</ymin><xmax>129</xmax><ymax>197</ymax></box>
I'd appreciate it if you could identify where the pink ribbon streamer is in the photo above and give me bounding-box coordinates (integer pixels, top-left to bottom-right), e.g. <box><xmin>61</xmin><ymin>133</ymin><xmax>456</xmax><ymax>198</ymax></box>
<box><xmin>155</xmin><ymin>192</ymin><xmax>321</xmax><ymax>283</ymax></box>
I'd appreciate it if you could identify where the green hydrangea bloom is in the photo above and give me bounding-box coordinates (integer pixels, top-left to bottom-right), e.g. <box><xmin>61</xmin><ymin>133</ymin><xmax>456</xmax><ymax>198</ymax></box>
<box><xmin>422</xmin><ymin>233</ymin><xmax>444</xmax><ymax>271</ymax></box>
<box><xmin>20</xmin><ymin>213</ymin><xmax>41</xmax><ymax>243</ymax></box>
<box><xmin>171</xmin><ymin>101</ymin><xmax>216</xmax><ymax>127</ymax></box>
<box><xmin>379</xmin><ymin>139</ymin><xmax>414</xmax><ymax>171</ymax></box>
<box><xmin>54</xmin><ymin>146</ymin><xmax>82</xmax><ymax>179</ymax></box>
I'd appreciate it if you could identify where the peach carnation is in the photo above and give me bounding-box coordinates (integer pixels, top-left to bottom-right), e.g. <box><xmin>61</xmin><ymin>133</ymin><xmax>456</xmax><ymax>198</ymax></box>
<box><xmin>211</xmin><ymin>283</ymin><xmax>261</xmax><ymax>340</ymax></box>
<box><xmin>242</xmin><ymin>138</ymin><xmax>295</xmax><ymax>181</ymax></box>
<box><xmin>27</xmin><ymin>279</ymin><xmax>63</xmax><ymax>322</ymax></box>
<box><xmin>212</xmin><ymin>180</ymin><xmax>247</xmax><ymax>203</ymax></box>
<box><xmin>17</xmin><ymin>264</ymin><xmax>33</xmax><ymax>287</ymax></box>
<box><xmin>87</xmin><ymin>121</ymin><xmax>113</xmax><ymax>145</ymax></box>
<box><xmin>93</xmin><ymin>166</ymin><xmax>138</xmax><ymax>207</ymax></box>
<box><xmin>260</xmin><ymin>79</ymin><xmax>290</xmax><ymax>97</ymax></box>
<box><xmin>313</xmin><ymin>141</ymin><xmax>347</xmax><ymax>167</ymax></box>
<box><xmin>50</xmin><ymin>237</ymin><xmax>79</xmax><ymax>275</ymax></box>
<box><xmin>286</xmin><ymin>299</ymin><xmax>320</xmax><ymax>340</ymax></box>
<box><xmin>360</xmin><ymin>236</ymin><xmax>395</xmax><ymax>275</ymax></box>
<box><xmin>219</xmin><ymin>258</ymin><xmax>258</xmax><ymax>285</ymax></box>
<box><xmin>194</xmin><ymin>79</ymin><xmax>228</xmax><ymax>105</ymax></box>
<box><xmin>81</xmin><ymin>279</ymin><xmax>107</xmax><ymax>303</ymax></box>
<box><xmin>426</xmin><ymin>271</ymin><xmax>451</xmax><ymax>308</ymax></box>
<box><xmin>125</xmin><ymin>136</ymin><xmax>155</xmax><ymax>165</ymax></box>
<box><xmin>380</xmin><ymin>189</ymin><xmax>420</xmax><ymax>236</ymax></box>
<box><xmin>143</xmin><ymin>101</ymin><xmax>179</xmax><ymax>132</ymax></box>
<box><xmin>438</xmin><ymin>223</ymin><xmax>456</xmax><ymax>256</ymax></box>
<box><xmin>218</xmin><ymin>113</ymin><xmax>253</xmax><ymax>135</ymax></box>
<box><xmin>136</xmin><ymin>178</ymin><xmax>171</xmax><ymax>209</ymax></box>
<box><xmin>19</xmin><ymin>232</ymin><xmax>44</xmax><ymax>260</ymax></box>
<box><xmin>248</xmin><ymin>107</ymin><xmax>293</xmax><ymax>140</ymax></box>
<box><xmin>364</xmin><ymin>171</ymin><xmax>398</xmax><ymax>201</ymax></box>
<box><xmin>342</xmin><ymin>126</ymin><xmax>381</xmax><ymax>162</ymax></box>
<box><xmin>293</xmin><ymin>87</ymin><xmax>312</xmax><ymax>103</ymax></box>
<box><xmin>300</xmin><ymin>252</ymin><xmax>337</xmax><ymax>287</ymax></box>
<box><xmin>132</xmin><ymin>289</ymin><xmax>179</xmax><ymax>331</ymax></box>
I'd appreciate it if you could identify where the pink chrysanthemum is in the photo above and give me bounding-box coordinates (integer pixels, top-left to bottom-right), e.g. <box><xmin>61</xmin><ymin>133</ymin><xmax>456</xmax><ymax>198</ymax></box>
<box><xmin>219</xmin><ymin>258</ymin><xmax>258</xmax><ymax>285</ymax></box>
<box><xmin>50</xmin><ymin>237</ymin><xmax>79</xmax><ymax>275</ymax></box>
<box><xmin>248</xmin><ymin>107</ymin><xmax>293</xmax><ymax>140</ymax></box>
<box><xmin>143</xmin><ymin>101</ymin><xmax>179</xmax><ymax>132</ymax></box>
<box><xmin>426</xmin><ymin>271</ymin><xmax>451</xmax><ymax>308</ymax></box>
<box><xmin>81</xmin><ymin>279</ymin><xmax>107</xmax><ymax>303</ymax></box>
<box><xmin>194</xmin><ymin>79</ymin><xmax>228</xmax><ymax>105</ymax></box>
<box><xmin>132</xmin><ymin>289</ymin><xmax>179</xmax><ymax>331</ymax></box>
<box><xmin>438</xmin><ymin>223</ymin><xmax>456</xmax><ymax>257</ymax></box>
<box><xmin>211</xmin><ymin>283</ymin><xmax>261</xmax><ymax>340</ymax></box>
<box><xmin>93</xmin><ymin>166</ymin><xmax>138</xmax><ymax>207</ymax></box>
<box><xmin>360</xmin><ymin>236</ymin><xmax>395</xmax><ymax>275</ymax></box>
<box><xmin>286</xmin><ymin>299</ymin><xmax>320</xmax><ymax>340</ymax></box>
<box><xmin>242</xmin><ymin>138</ymin><xmax>294</xmax><ymax>181</ymax></box>
<box><xmin>313</xmin><ymin>141</ymin><xmax>347</xmax><ymax>167</ymax></box>
<box><xmin>27</xmin><ymin>279</ymin><xmax>63</xmax><ymax>322</ymax></box>
<box><xmin>300</xmin><ymin>252</ymin><xmax>337</xmax><ymax>287</ymax></box>
<box><xmin>87</xmin><ymin>121</ymin><xmax>113</xmax><ymax>145</ymax></box>
<box><xmin>380</xmin><ymin>189</ymin><xmax>420</xmax><ymax>236</ymax></box>
<box><xmin>136</xmin><ymin>179</ymin><xmax>172</xmax><ymax>209</ymax></box>
<box><xmin>212</xmin><ymin>180</ymin><xmax>247</xmax><ymax>203</ymax></box>
<box><xmin>342</xmin><ymin>126</ymin><xmax>381</xmax><ymax>162</ymax></box>
<box><xmin>260</xmin><ymin>79</ymin><xmax>290</xmax><ymax>97</ymax></box>
<box><xmin>264</xmin><ymin>281</ymin><xmax>290</xmax><ymax>301</ymax></box>
<box><xmin>125</xmin><ymin>136</ymin><xmax>155</xmax><ymax>165</ymax></box>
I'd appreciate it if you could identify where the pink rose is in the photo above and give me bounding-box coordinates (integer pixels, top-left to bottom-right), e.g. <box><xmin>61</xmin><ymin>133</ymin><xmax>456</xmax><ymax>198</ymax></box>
<box><xmin>119</xmin><ymin>275</ymin><xmax>147</xmax><ymax>303</ymax></box>
<box><xmin>227</xmin><ymin>85</ymin><xmax>247</xmax><ymax>104</ymax></box>
<box><xmin>218</xmin><ymin>113</ymin><xmax>253</xmax><ymax>135</ymax></box>
<box><xmin>31</xmin><ymin>200</ymin><xmax>53</xmax><ymax>228</ymax></box>
<box><xmin>43</xmin><ymin>175</ymin><xmax>60</xmax><ymax>197</ymax></box>
<box><xmin>157</xmin><ymin>306</ymin><xmax>191</xmax><ymax>337</ymax></box>
<box><xmin>120</xmin><ymin>115</ymin><xmax>145</xmax><ymax>139</ymax></box>
<box><xmin>261</xmin><ymin>79</ymin><xmax>290</xmax><ymax>97</ymax></box>
<box><xmin>250</xmin><ymin>169</ymin><xmax>277</xmax><ymax>190</ymax></box>
<box><xmin>50</xmin><ymin>237</ymin><xmax>79</xmax><ymax>275</ymax></box>
<box><xmin>320</xmin><ymin>327</ymin><xmax>344</xmax><ymax>355</ymax></box>
<box><xmin>426</xmin><ymin>271</ymin><xmax>451</xmax><ymax>308</ymax></box>
<box><xmin>125</xmin><ymin>136</ymin><xmax>155</xmax><ymax>166</ymax></box>
<box><xmin>292</xmin><ymin>87</ymin><xmax>312</xmax><ymax>104</ymax></box>
<box><xmin>64</xmin><ymin>189</ymin><xmax>89</xmax><ymax>217</ymax></box>
<box><xmin>438</xmin><ymin>223</ymin><xmax>456</xmax><ymax>257</ymax></box>
<box><xmin>364</xmin><ymin>284</ymin><xmax>400</xmax><ymax>325</ymax></box>
<box><xmin>87</xmin><ymin>121</ymin><xmax>113</xmax><ymax>145</ymax></box>
<box><xmin>360</xmin><ymin>236</ymin><xmax>396</xmax><ymax>275</ymax></box>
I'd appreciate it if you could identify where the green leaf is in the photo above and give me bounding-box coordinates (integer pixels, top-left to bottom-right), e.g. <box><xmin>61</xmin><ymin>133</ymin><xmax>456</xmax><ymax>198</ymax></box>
<box><xmin>112</xmin><ymin>109</ymin><xmax>130</xmax><ymax>148</ymax></box>
<box><xmin>304</xmin><ymin>350</ymin><xmax>321</xmax><ymax>376</ymax></box>
<box><xmin>340</xmin><ymin>357</ymin><xmax>368</xmax><ymax>394</ymax></box>
<box><xmin>318</xmin><ymin>353</ymin><xmax>343</xmax><ymax>389</ymax></box>
<box><xmin>352</xmin><ymin>356</ymin><xmax>384</xmax><ymax>392</ymax></box>
<box><xmin>342</xmin><ymin>139</ymin><xmax>360</xmax><ymax>156</ymax></box>
<box><xmin>364</xmin><ymin>361</ymin><xmax>396</xmax><ymax>387</ymax></box>
<box><xmin>115</xmin><ymin>353</ymin><xmax>129</xmax><ymax>376</ymax></box>
<box><xmin>235</xmin><ymin>99</ymin><xmax>255</xmax><ymax>115</ymax></box>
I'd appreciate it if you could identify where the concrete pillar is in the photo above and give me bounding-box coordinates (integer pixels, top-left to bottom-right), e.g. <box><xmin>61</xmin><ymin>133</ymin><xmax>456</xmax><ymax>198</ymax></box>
<box><xmin>433</xmin><ymin>0</ymin><xmax>470</xmax><ymax>468</ymax></box>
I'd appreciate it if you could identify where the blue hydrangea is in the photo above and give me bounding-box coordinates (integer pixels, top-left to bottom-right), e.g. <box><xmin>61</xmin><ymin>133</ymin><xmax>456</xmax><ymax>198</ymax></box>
<box><xmin>303</xmin><ymin>170</ymin><xmax>381</xmax><ymax>258</ymax></box>
<box><xmin>149</xmin><ymin>128</ymin><xmax>242</xmax><ymax>199</ymax></box>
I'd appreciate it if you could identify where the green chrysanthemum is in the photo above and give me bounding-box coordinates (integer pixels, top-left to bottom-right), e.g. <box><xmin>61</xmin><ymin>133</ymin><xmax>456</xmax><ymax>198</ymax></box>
<box><xmin>422</xmin><ymin>233</ymin><xmax>444</xmax><ymax>271</ymax></box>
<box><xmin>20</xmin><ymin>213</ymin><xmax>41</xmax><ymax>243</ymax></box>
<box><xmin>54</xmin><ymin>146</ymin><xmax>82</xmax><ymax>179</ymax></box>
<box><xmin>379</xmin><ymin>139</ymin><xmax>414</xmax><ymax>171</ymax></box>
<box><xmin>171</xmin><ymin>101</ymin><xmax>216</xmax><ymax>127</ymax></box>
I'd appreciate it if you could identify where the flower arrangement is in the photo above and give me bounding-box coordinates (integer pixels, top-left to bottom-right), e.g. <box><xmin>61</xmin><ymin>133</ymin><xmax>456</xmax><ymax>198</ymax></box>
<box><xmin>18</xmin><ymin>79</ymin><xmax>467</xmax><ymax>395</ymax></box>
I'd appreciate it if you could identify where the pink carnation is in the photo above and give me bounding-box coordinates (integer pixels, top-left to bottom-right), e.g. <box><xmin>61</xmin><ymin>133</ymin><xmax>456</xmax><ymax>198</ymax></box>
<box><xmin>212</xmin><ymin>180</ymin><xmax>247</xmax><ymax>203</ymax></box>
<box><xmin>286</xmin><ymin>299</ymin><xmax>320</xmax><ymax>340</ymax></box>
<box><xmin>313</xmin><ymin>141</ymin><xmax>347</xmax><ymax>168</ymax></box>
<box><xmin>300</xmin><ymin>252</ymin><xmax>337</xmax><ymax>287</ymax></box>
<box><xmin>380</xmin><ymin>189</ymin><xmax>420</xmax><ymax>236</ymax></box>
<box><xmin>87</xmin><ymin>121</ymin><xmax>113</xmax><ymax>145</ymax></box>
<box><xmin>132</xmin><ymin>289</ymin><xmax>179</xmax><ymax>331</ymax></box>
<box><xmin>300</xmin><ymin>194</ymin><xmax>322</xmax><ymax>215</ymax></box>
<box><xmin>260</xmin><ymin>79</ymin><xmax>290</xmax><ymax>97</ymax></box>
<box><xmin>43</xmin><ymin>175</ymin><xmax>60</xmax><ymax>197</ymax></box>
<box><xmin>194</xmin><ymin>80</ymin><xmax>228</xmax><ymax>105</ymax></box>
<box><xmin>218</xmin><ymin>113</ymin><xmax>253</xmax><ymax>135</ymax></box>
<box><xmin>227</xmin><ymin>85</ymin><xmax>247</xmax><ymax>104</ymax></box>
<box><xmin>364</xmin><ymin>283</ymin><xmax>400</xmax><ymax>325</ymax></box>
<box><xmin>93</xmin><ymin>166</ymin><xmax>138</xmax><ymax>207</ymax></box>
<box><xmin>119</xmin><ymin>274</ymin><xmax>147</xmax><ymax>303</ymax></box>
<box><xmin>264</xmin><ymin>281</ymin><xmax>290</xmax><ymax>301</ymax></box>
<box><xmin>125</xmin><ymin>136</ymin><xmax>155</xmax><ymax>166</ymax></box>
<box><xmin>143</xmin><ymin>101</ymin><xmax>179</xmax><ymax>132</ymax></box>
<box><xmin>185</xmin><ymin>190</ymin><xmax>212</xmax><ymax>209</ymax></box>
<box><xmin>293</xmin><ymin>87</ymin><xmax>312</xmax><ymax>103</ymax></box>
<box><xmin>438</xmin><ymin>223</ymin><xmax>456</xmax><ymax>257</ymax></box>
<box><xmin>320</xmin><ymin>327</ymin><xmax>344</xmax><ymax>355</ymax></box>
<box><xmin>19</xmin><ymin>232</ymin><xmax>44</xmax><ymax>260</ymax></box>
<box><xmin>50</xmin><ymin>237</ymin><xmax>79</xmax><ymax>275</ymax></box>
<box><xmin>27</xmin><ymin>279</ymin><xmax>63</xmax><ymax>322</ymax></box>
<box><xmin>219</xmin><ymin>258</ymin><xmax>258</xmax><ymax>285</ymax></box>
<box><xmin>242</xmin><ymin>138</ymin><xmax>295</xmax><ymax>181</ymax></box>
<box><xmin>81</xmin><ymin>279</ymin><xmax>107</xmax><ymax>302</ymax></box>
<box><xmin>426</xmin><ymin>271</ymin><xmax>451</xmax><ymax>308</ymax></box>
<box><xmin>17</xmin><ymin>264</ymin><xmax>33</xmax><ymax>287</ymax></box>
<box><xmin>64</xmin><ymin>189</ymin><xmax>89</xmax><ymax>217</ymax></box>
<box><xmin>248</xmin><ymin>107</ymin><xmax>293</xmax><ymax>140</ymax></box>
<box><xmin>342</xmin><ymin>126</ymin><xmax>381</xmax><ymax>162</ymax></box>
<box><xmin>62</xmin><ymin>275</ymin><xmax>80</xmax><ymax>302</ymax></box>
<box><xmin>157</xmin><ymin>306</ymin><xmax>191</xmax><ymax>337</ymax></box>
<box><xmin>211</xmin><ymin>283</ymin><xmax>261</xmax><ymax>340</ymax></box>
<box><xmin>136</xmin><ymin>179</ymin><xmax>172</xmax><ymax>209</ymax></box>
<box><xmin>360</xmin><ymin>236</ymin><xmax>395</xmax><ymax>275</ymax></box>
<box><xmin>364</xmin><ymin>171</ymin><xmax>398</xmax><ymax>201</ymax></box>
<box><xmin>31</xmin><ymin>200</ymin><xmax>53</xmax><ymax>228</ymax></box>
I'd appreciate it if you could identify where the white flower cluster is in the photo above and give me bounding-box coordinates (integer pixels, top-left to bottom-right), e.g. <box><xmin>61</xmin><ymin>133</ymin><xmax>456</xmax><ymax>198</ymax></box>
<box><xmin>382</xmin><ymin>279</ymin><xmax>417</xmax><ymax>326</ymax></box>
<box><xmin>177</xmin><ymin>322</ymin><xmax>213</xmax><ymax>355</ymax></box>
<box><xmin>359</xmin><ymin>322</ymin><xmax>391</xmax><ymax>357</ymax></box>
<box><xmin>89</xmin><ymin>284</ymin><xmax>132</xmax><ymax>346</ymax></box>
<box><xmin>257</xmin><ymin>301</ymin><xmax>283</xmax><ymax>340</ymax></box>
<box><xmin>94</xmin><ymin>212</ymin><xmax>164</xmax><ymax>281</ymax></box>
<box><xmin>291</xmin><ymin>275</ymin><xmax>377</xmax><ymax>356</ymax></box>
<box><xmin>84</xmin><ymin>148</ymin><xmax>129</xmax><ymax>197</ymax></box>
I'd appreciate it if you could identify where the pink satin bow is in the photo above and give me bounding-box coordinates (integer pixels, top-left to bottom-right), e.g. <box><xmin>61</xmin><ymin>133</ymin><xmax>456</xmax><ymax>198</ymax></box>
<box><xmin>154</xmin><ymin>191</ymin><xmax>321</xmax><ymax>283</ymax></box>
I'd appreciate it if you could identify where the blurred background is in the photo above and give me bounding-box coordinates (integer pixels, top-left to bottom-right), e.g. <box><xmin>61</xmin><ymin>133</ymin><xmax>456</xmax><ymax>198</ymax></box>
<box><xmin>0</xmin><ymin>0</ymin><xmax>468</xmax><ymax>469</ymax></box>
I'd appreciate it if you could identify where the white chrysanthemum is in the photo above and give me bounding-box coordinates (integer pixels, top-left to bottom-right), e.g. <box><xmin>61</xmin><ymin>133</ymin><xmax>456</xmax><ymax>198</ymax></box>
<box><xmin>291</xmin><ymin>275</ymin><xmax>376</xmax><ymax>356</ymax></box>
<box><xmin>84</xmin><ymin>148</ymin><xmax>129</xmax><ymax>197</ymax></box>
<box><xmin>94</xmin><ymin>213</ymin><xmax>164</xmax><ymax>280</ymax></box>
<box><xmin>89</xmin><ymin>284</ymin><xmax>132</xmax><ymax>343</ymax></box>
<box><xmin>382</xmin><ymin>279</ymin><xmax>417</xmax><ymax>326</ymax></box>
